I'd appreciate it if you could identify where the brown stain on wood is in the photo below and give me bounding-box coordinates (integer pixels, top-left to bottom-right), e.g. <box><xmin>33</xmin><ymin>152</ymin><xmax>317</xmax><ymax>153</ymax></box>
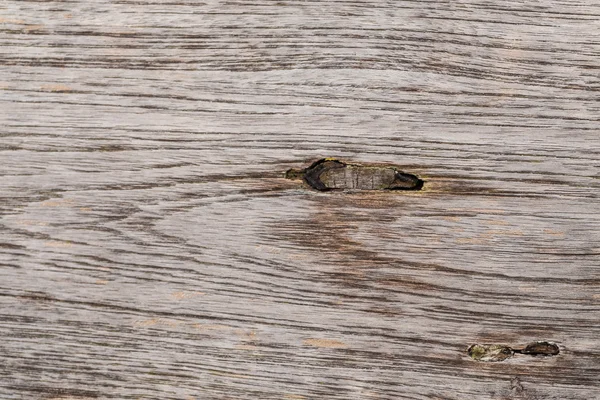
<box><xmin>171</xmin><ymin>291</ymin><xmax>206</xmax><ymax>300</ymax></box>
<box><xmin>40</xmin><ymin>84</ymin><xmax>73</xmax><ymax>93</ymax></box>
<box><xmin>303</xmin><ymin>338</ymin><xmax>348</xmax><ymax>349</ymax></box>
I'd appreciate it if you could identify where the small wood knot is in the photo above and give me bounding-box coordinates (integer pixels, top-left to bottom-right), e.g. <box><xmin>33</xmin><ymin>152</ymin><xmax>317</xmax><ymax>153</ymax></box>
<box><xmin>519</xmin><ymin>341</ymin><xmax>560</xmax><ymax>356</ymax></box>
<box><xmin>467</xmin><ymin>341</ymin><xmax>559</xmax><ymax>362</ymax></box>
<box><xmin>467</xmin><ymin>344</ymin><xmax>514</xmax><ymax>362</ymax></box>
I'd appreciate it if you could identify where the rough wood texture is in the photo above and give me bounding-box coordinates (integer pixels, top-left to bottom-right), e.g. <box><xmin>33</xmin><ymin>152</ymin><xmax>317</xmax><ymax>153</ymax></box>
<box><xmin>1</xmin><ymin>1</ymin><xmax>599</xmax><ymax>399</ymax></box>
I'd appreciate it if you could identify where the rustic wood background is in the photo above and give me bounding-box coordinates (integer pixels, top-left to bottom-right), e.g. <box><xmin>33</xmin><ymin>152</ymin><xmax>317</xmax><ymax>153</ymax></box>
<box><xmin>1</xmin><ymin>1</ymin><xmax>599</xmax><ymax>399</ymax></box>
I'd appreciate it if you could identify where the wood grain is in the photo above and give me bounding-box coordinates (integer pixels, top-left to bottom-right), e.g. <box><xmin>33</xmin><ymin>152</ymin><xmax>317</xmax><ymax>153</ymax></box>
<box><xmin>1</xmin><ymin>0</ymin><xmax>599</xmax><ymax>399</ymax></box>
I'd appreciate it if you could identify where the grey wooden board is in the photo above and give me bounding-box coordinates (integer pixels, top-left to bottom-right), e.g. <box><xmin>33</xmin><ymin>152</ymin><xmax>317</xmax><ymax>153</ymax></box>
<box><xmin>1</xmin><ymin>0</ymin><xmax>599</xmax><ymax>399</ymax></box>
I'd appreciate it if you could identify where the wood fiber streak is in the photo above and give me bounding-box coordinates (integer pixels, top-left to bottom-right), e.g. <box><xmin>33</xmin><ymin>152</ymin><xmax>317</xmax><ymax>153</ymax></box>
<box><xmin>1</xmin><ymin>0</ymin><xmax>599</xmax><ymax>399</ymax></box>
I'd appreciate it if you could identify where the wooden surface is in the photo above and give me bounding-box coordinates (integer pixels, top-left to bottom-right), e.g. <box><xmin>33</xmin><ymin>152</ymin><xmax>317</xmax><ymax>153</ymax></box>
<box><xmin>1</xmin><ymin>1</ymin><xmax>599</xmax><ymax>399</ymax></box>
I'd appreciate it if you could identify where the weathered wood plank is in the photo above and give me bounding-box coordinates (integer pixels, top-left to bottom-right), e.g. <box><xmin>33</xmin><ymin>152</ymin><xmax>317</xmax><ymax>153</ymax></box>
<box><xmin>1</xmin><ymin>1</ymin><xmax>599</xmax><ymax>399</ymax></box>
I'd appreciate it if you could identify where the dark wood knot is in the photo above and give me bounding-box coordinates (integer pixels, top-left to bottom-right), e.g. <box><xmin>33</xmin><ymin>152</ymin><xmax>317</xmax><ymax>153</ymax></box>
<box><xmin>285</xmin><ymin>159</ymin><xmax>423</xmax><ymax>192</ymax></box>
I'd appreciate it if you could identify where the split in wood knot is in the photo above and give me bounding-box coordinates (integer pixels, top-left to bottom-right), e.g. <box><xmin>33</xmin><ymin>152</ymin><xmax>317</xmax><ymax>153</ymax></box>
<box><xmin>467</xmin><ymin>342</ymin><xmax>559</xmax><ymax>362</ymax></box>
<box><xmin>285</xmin><ymin>158</ymin><xmax>423</xmax><ymax>192</ymax></box>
